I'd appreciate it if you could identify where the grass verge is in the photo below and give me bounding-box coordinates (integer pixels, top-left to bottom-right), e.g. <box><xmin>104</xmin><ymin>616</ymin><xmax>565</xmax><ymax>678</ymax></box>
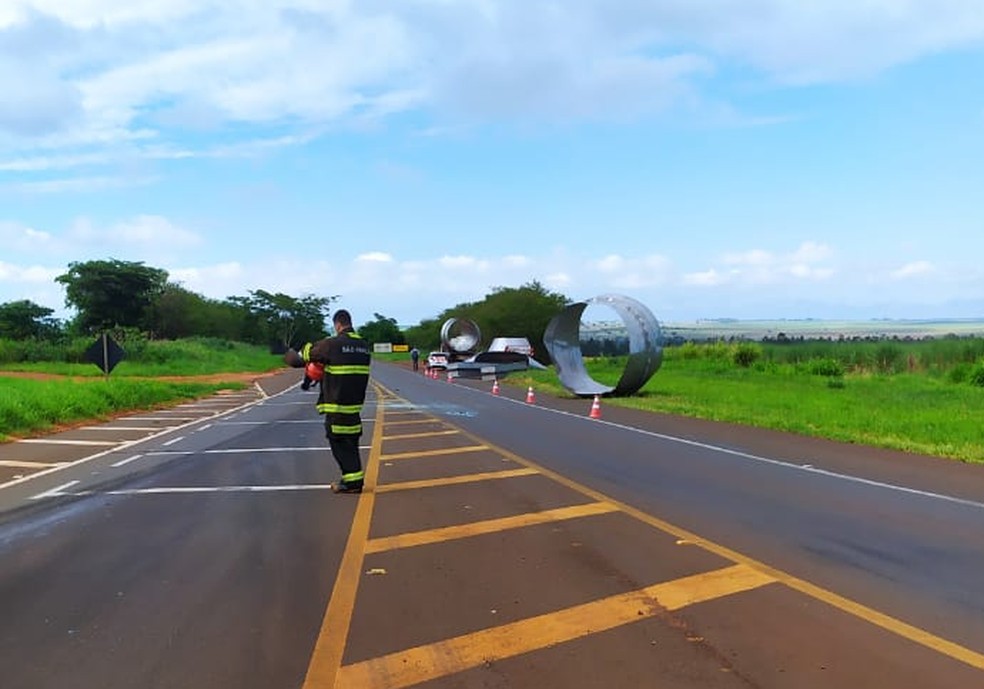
<box><xmin>512</xmin><ymin>357</ymin><xmax>984</xmax><ymax>464</ymax></box>
<box><xmin>0</xmin><ymin>377</ymin><xmax>245</xmax><ymax>442</ymax></box>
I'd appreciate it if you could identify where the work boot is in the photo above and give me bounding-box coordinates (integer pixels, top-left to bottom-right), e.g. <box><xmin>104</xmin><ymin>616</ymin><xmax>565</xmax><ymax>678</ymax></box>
<box><xmin>331</xmin><ymin>481</ymin><xmax>363</xmax><ymax>494</ymax></box>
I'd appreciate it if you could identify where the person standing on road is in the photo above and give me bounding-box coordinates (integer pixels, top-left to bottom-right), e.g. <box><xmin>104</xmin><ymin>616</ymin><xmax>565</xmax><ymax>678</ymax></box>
<box><xmin>410</xmin><ymin>346</ymin><xmax>420</xmax><ymax>372</ymax></box>
<box><xmin>300</xmin><ymin>309</ymin><xmax>371</xmax><ymax>494</ymax></box>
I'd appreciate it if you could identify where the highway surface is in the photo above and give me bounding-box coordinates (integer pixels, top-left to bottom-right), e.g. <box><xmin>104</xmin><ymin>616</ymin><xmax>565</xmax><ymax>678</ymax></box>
<box><xmin>1</xmin><ymin>363</ymin><xmax>983</xmax><ymax>688</ymax></box>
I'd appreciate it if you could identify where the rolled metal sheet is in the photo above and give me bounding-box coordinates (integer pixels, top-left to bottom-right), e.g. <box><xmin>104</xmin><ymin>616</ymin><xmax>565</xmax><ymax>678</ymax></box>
<box><xmin>440</xmin><ymin>317</ymin><xmax>482</xmax><ymax>355</ymax></box>
<box><xmin>544</xmin><ymin>294</ymin><xmax>662</xmax><ymax>397</ymax></box>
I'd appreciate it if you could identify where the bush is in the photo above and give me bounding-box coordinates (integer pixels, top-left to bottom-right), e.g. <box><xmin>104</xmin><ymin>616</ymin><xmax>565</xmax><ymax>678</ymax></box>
<box><xmin>678</xmin><ymin>341</ymin><xmax>701</xmax><ymax>360</ymax></box>
<box><xmin>808</xmin><ymin>357</ymin><xmax>844</xmax><ymax>377</ymax></box>
<box><xmin>970</xmin><ymin>361</ymin><xmax>984</xmax><ymax>387</ymax></box>
<box><xmin>733</xmin><ymin>343</ymin><xmax>762</xmax><ymax>368</ymax></box>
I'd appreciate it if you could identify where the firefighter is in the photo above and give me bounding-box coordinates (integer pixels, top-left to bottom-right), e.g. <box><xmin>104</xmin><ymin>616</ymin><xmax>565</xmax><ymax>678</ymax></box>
<box><xmin>300</xmin><ymin>309</ymin><xmax>371</xmax><ymax>493</ymax></box>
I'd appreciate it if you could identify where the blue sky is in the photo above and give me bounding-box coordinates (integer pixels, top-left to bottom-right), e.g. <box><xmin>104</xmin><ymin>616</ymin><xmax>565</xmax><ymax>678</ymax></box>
<box><xmin>1</xmin><ymin>1</ymin><xmax>983</xmax><ymax>327</ymax></box>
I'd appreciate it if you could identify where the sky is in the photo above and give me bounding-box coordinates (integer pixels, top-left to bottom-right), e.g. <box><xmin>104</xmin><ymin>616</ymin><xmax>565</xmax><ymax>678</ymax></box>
<box><xmin>1</xmin><ymin>0</ymin><xmax>983</xmax><ymax>328</ymax></box>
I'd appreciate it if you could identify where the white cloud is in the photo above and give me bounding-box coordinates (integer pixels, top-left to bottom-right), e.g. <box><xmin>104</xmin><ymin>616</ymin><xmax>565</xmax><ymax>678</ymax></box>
<box><xmin>356</xmin><ymin>252</ymin><xmax>394</xmax><ymax>263</ymax></box>
<box><xmin>714</xmin><ymin>241</ymin><xmax>835</xmax><ymax>285</ymax></box>
<box><xmin>891</xmin><ymin>260</ymin><xmax>935</xmax><ymax>279</ymax></box>
<box><xmin>68</xmin><ymin>215</ymin><xmax>201</xmax><ymax>248</ymax></box>
<box><xmin>2</xmin><ymin>175</ymin><xmax>157</xmax><ymax>194</ymax></box>
<box><xmin>0</xmin><ymin>0</ymin><xmax>981</xmax><ymax>200</ymax></box>
<box><xmin>683</xmin><ymin>268</ymin><xmax>729</xmax><ymax>287</ymax></box>
<box><xmin>0</xmin><ymin>260</ymin><xmax>61</xmax><ymax>284</ymax></box>
<box><xmin>0</xmin><ymin>221</ymin><xmax>54</xmax><ymax>251</ymax></box>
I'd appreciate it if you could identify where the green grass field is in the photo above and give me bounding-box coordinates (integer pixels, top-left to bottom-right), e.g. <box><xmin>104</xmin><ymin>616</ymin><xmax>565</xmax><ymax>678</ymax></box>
<box><xmin>510</xmin><ymin>346</ymin><xmax>984</xmax><ymax>464</ymax></box>
<box><xmin>0</xmin><ymin>337</ymin><xmax>282</xmax><ymax>441</ymax></box>
<box><xmin>0</xmin><ymin>377</ymin><xmax>246</xmax><ymax>442</ymax></box>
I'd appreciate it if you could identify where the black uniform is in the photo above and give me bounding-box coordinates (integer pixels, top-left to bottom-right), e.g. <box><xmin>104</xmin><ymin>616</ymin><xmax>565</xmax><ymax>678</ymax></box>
<box><xmin>302</xmin><ymin>328</ymin><xmax>371</xmax><ymax>489</ymax></box>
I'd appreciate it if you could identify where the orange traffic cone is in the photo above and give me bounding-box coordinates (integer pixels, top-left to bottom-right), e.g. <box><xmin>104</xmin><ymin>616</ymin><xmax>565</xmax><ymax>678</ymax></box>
<box><xmin>525</xmin><ymin>386</ymin><xmax>536</xmax><ymax>404</ymax></box>
<box><xmin>589</xmin><ymin>394</ymin><xmax>602</xmax><ymax>419</ymax></box>
<box><xmin>491</xmin><ymin>379</ymin><xmax>500</xmax><ymax>395</ymax></box>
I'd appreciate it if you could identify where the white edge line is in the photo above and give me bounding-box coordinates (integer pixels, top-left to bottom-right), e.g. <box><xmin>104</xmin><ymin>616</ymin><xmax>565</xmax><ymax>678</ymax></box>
<box><xmin>448</xmin><ymin>380</ymin><xmax>984</xmax><ymax>512</ymax></box>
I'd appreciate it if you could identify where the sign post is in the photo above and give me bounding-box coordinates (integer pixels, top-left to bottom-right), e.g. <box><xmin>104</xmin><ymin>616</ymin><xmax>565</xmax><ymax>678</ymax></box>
<box><xmin>85</xmin><ymin>333</ymin><xmax>125</xmax><ymax>379</ymax></box>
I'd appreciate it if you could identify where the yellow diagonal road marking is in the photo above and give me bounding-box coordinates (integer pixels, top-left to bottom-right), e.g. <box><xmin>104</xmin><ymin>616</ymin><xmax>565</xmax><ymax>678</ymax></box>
<box><xmin>336</xmin><ymin>563</ymin><xmax>773</xmax><ymax>689</ymax></box>
<box><xmin>385</xmin><ymin>429</ymin><xmax>460</xmax><ymax>441</ymax></box>
<box><xmin>384</xmin><ymin>419</ymin><xmax>441</xmax><ymax>427</ymax></box>
<box><xmin>449</xmin><ymin>424</ymin><xmax>984</xmax><ymax>672</ymax></box>
<box><xmin>376</xmin><ymin>468</ymin><xmax>539</xmax><ymax>493</ymax></box>
<box><xmin>365</xmin><ymin>501</ymin><xmax>617</xmax><ymax>554</ymax></box>
<box><xmin>381</xmin><ymin>445</ymin><xmax>489</xmax><ymax>461</ymax></box>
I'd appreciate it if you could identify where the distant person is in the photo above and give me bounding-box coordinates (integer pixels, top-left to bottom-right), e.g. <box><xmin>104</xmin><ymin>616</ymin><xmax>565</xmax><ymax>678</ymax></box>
<box><xmin>300</xmin><ymin>309</ymin><xmax>371</xmax><ymax>494</ymax></box>
<box><xmin>410</xmin><ymin>346</ymin><xmax>420</xmax><ymax>372</ymax></box>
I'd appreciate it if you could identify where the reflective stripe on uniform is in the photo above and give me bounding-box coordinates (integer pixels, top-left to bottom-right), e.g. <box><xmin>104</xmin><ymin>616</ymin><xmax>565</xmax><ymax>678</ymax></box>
<box><xmin>327</xmin><ymin>364</ymin><xmax>371</xmax><ymax>375</ymax></box>
<box><xmin>316</xmin><ymin>403</ymin><xmax>363</xmax><ymax>414</ymax></box>
<box><xmin>330</xmin><ymin>423</ymin><xmax>362</xmax><ymax>435</ymax></box>
<box><xmin>301</xmin><ymin>342</ymin><xmax>312</xmax><ymax>361</ymax></box>
<box><xmin>342</xmin><ymin>470</ymin><xmax>365</xmax><ymax>483</ymax></box>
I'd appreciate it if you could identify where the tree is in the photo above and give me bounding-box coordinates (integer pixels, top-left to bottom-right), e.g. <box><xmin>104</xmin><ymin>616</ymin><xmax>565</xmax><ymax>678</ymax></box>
<box><xmin>358</xmin><ymin>313</ymin><xmax>405</xmax><ymax>346</ymax></box>
<box><xmin>403</xmin><ymin>281</ymin><xmax>569</xmax><ymax>363</ymax></box>
<box><xmin>243</xmin><ymin>290</ymin><xmax>335</xmax><ymax>349</ymax></box>
<box><xmin>56</xmin><ymin>259</ymin><xmax>169</xmax><ymax>333</ymax></box>
<box><xmin>0</xmin><ymin>300</ymin><xmax>61</xmax><ymax>339</ymax></box>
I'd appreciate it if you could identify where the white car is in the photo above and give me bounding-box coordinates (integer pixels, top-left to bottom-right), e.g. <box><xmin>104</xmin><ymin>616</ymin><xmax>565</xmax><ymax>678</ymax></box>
<box><xmin>426</xmin><ymin>351</ymin><xmax>450</xmax><ymax>370</ymax></box>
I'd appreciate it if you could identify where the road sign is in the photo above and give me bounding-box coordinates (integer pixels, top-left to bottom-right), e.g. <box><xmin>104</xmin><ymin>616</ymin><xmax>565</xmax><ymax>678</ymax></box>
<box><xmin>85</xmin><ymin>333</ymin><xmax>125</xmax><ymax>375</ymax></box>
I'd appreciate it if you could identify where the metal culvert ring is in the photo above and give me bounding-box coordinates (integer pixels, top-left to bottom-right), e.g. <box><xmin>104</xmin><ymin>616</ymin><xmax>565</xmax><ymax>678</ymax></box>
<box><xmin>440</xmin><ymin>317</ymin><xmax>482</xmax><ymax>355</ymax></box>
<box><xmin>543</xmin><ymin>294</ymin><xmax>662</xmax><ymax>397</ymax></box>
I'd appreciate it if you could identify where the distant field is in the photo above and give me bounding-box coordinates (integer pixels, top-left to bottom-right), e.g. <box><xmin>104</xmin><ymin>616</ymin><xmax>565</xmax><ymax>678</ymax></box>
<box><xmin>661</xmin><ymin>318</ymin><xmax>984</xmax><ymax>342</ymax></box>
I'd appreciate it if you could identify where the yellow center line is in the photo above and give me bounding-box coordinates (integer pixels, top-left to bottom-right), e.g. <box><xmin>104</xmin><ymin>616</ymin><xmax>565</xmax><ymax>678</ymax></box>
<box><xmin>384</xmin><ymin>429</ymin><xmax>461</xmax><ymax>441</ymax></box>
<box><xmin>365</xmin><ymin>501</ymin><xmax>617</xmax><ymax>554</ymax></box>
<box><xmin>302</xmin><ymin>386</ymin><xmax>386</xmax><ymax>689</ymax></box>
<box><xmin>375</xmin><ymin>467</ymin><xmax>539</xmax><ymax>493</ymax></box>
<box><xmin>336</xmin><ymin>563</ymin><xmax>774</xmax><ymax>689</ymax></box>
<box><xmin>380</xmin><ymin>445</ymin><xmax>490</xmax><ymax>461</ymax></box>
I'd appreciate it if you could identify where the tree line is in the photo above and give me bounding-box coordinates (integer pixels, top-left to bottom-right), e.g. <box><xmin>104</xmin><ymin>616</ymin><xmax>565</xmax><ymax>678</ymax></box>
<box><xmin>1</xmin><ymin>259</ymin><xmax>333</xmax><ymax>350</ymax></box>
<box><xmin>0</xmin><ymin>259</ymin><xmax>572</xmax><ymax>363</ymax></box>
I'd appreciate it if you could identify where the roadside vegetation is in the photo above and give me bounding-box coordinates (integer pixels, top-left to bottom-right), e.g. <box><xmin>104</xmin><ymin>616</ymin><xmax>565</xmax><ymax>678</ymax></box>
<box><xmin>0</xmin><ymin>377</ymin><xmax>245</xmax><ymax>442</ymax></box>
<box><xmin>515</xmin><ymin>338</ymin><xmax>984</xmax><ymax>464</ymax></box>
<box><xmin>0</xmin><ymin>336</ymin><xmax>282</xmax><ymax>441</ymax></box>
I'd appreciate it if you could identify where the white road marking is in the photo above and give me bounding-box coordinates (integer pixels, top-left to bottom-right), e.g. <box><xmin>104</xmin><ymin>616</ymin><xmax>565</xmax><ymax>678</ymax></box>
<box><xmin>80</xmin><ymin>426</ymin><xmax>163</xmax><ymax>432</ymax></box>
<box><xmin>78</xmin><ymin>484</ymin><xmax>335</xmax><ymax>496</ymax></box>
<box><xmin>161</xmin><ymin>436</ymin><xmax>184</xmax><ymax>447</ymax></box>
<box><xmin>0</xmin><ymin>460</ymin><xmax>66</xmax><ymax>468</ymax></box>
<box><xmin>110</xmin><ymin>454</ymin><xmax>144</xmax><ymax>468</ymax></box>
<box><xmin>218</xmin><ymin>420</ymin><xmax>323</xmax><ymax>425</ymax></box>
<box><xmin>30</xmin><ymin>480</ymin><xmax>80</xmax><ymax>500</ymax></box>
<box><xmin>122</xmin><ymin>416</ymin><xmax>199</xmax><ymax>421</ymax></box>
<box><xmin>18</xmin><ymin>439</ymin><xmax>118</xmax><ymax>446</ymax></box>
<box><xmin>145</xmin><ymin>446</ymin><xmax>370</xmax><ymax>456</ymax></box>
<box><xmin>450</xmin><ymin>385</ymin><xmax>984</xmax><ymax>512</ymax></box>
<box><xmin>198</xmin><ymin>424</ymin><xmax>213</xmax><ymax>431</ymax></box>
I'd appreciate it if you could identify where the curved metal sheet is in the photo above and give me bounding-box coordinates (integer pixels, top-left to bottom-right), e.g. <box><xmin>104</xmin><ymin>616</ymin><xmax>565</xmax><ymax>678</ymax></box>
<box><xmin>544</xmin><ymin>294</ymin><xmax>662</xmax><ymax>397</ymax></box>
<box><xmin>440</xmin><ymin>317</ymin><xmax>482</xmax><ymax>356</ymax></box>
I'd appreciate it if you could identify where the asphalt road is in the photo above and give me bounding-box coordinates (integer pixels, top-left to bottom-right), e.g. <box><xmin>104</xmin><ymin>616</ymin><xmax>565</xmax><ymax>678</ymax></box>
<box><xmin>1</xmin><ymin>363</ymin><xmax>982</xmax><ymax>688</ymax></box>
